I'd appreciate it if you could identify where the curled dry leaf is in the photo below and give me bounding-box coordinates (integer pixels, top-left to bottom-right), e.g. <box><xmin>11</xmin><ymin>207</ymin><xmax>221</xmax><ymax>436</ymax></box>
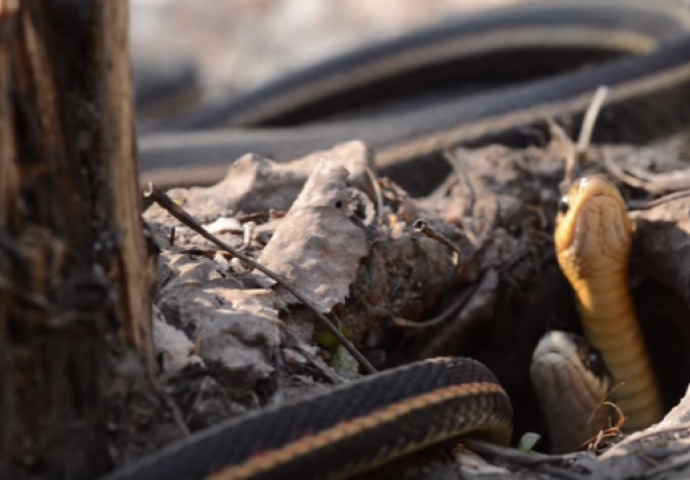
<box><xmin>256</xmin><ymin>159</ymin><xmax>370</xmax><ymax>314</ymax></box>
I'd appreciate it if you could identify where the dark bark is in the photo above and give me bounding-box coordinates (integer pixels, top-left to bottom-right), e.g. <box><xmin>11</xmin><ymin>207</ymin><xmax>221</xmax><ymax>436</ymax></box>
<box><xmin>0</xmin><ymin>1</ymin><xmax>159</xmax><ymax>479</ymax></box>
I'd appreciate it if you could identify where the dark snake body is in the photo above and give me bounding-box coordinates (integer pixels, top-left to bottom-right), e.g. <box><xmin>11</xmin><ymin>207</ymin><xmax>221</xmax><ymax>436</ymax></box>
<box><xmin>138</xmin><ymin>0</ymin><xmax>690</xmax><ymax>194</ymax></box>
<box><xmin>99</xmin><ymin>359</ymin><xmax>511</xmax><ymax>480</ymax></box>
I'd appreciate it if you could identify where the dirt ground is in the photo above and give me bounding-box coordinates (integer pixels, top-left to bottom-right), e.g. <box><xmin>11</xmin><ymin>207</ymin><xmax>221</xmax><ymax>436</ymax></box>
<box><xmin>141</xmin><ymin>129</ymin><xmax>690</xmax><ymax>477</ymax></box>
<box><xmin>131</xmin><ymin>1</ymin><xmax>690</xmax><ymax>478</ymax></box>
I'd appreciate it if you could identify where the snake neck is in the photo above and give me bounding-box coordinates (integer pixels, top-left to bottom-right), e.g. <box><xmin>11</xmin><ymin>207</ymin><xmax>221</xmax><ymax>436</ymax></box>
<box><xmin>569</xmin><ymin>270</ymin><xmax>663</xmax><ymax>432</ymax></box>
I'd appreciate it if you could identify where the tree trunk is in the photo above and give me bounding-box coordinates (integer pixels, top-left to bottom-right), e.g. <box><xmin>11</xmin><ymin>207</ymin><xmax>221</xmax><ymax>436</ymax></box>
<box><xmin>0</xmin><ymin>1</ymin><xmax>159</xmax><ymax>479</ymax></box>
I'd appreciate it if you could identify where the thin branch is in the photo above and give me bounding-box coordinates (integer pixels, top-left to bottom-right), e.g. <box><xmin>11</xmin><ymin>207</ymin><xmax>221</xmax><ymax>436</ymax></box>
<box><xmin>463</xmin><ymin>439</ymin><xmax>582</xmax><ymax>466</ymax></box>
<box><xmin>444</xmin><ymin>149</ymin><xmax>476</xmax><ymax>215</ymax></box>
<box><xmin>600</xmin><ymin>150</ymin><xmax>690</xmax><ymax>210</ymax></box>
<box><xmin>576</xmin><ymin>86</ymin><xmax>608</xmax><ymax>157</ymax></box>
<box><xmin>236</xmin><ymin>221</ymin><xmax>255</xmax><ymax>252</ymax></box>
<box><xmin>364</xmin><ymin>165</ymin><xmax>383</xmax><ymax>227</ymax></box>
<box><xmin>413</xmin><ymin>219</ymin><xmax>463</xmax><ymax>260</ymax></box>
<box><xmin>603</xmin><ymin>151</ymin><xmax>649</xmax><ymax>190</ymax></box>
<box><xmin>554</xmin><ymin>85</ymin><xmax>608</xmax><ymax>193</ymax></box>
<box><xmin>550</xmin><ymin>120</ymin><xmax>577</xmax><ymax>193</ymax></box>
<box><xmin>627</xmin><ymin>188</ymin><xmax>690</xmax><ymax>211</ymax></box>
<box><xmin>393</xmin><ymin>281</ymin><xmax>478</xmax><ymax>329</ymax></box>
<box><xmin>144</xmin><ymin>184</ymin><xmax>377</xmax><ymax>374</ymax></box>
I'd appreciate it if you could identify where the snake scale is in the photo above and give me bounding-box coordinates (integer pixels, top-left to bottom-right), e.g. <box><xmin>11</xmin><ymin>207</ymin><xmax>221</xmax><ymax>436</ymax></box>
<box><xmin>103</xmin><ymin>0</ymin><xmax>690</xmax><ymax>478</ymax></box>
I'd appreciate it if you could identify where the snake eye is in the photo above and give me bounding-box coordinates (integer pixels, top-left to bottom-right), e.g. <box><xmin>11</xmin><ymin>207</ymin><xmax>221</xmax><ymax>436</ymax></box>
<box><xmin>558</xmin><ymin>196</ymin><xmax>570</xmax><ymax>214</ymax></box>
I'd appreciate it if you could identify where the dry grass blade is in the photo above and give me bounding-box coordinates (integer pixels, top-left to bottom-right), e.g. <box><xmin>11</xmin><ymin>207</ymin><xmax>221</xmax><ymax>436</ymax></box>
<box><xmin>576</xmin><ymin>86</ymin><xmax>608</xmax><ymax>157</ymax></box>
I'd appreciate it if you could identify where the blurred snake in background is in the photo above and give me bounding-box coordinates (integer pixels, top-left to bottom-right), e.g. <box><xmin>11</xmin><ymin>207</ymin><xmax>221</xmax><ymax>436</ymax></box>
<box><xmin>105</xmin><ymin>0</ymin><xmax>690</xmax><ymax>478</ymax></box>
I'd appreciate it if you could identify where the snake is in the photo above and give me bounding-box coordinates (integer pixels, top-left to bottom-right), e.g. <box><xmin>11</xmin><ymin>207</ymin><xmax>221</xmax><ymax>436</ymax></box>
<box><xmin>533</xmin><ymin>174</ymin><xmax>663</xmax><ymax>453</ymax></box>
<box><xmin>102</xmin><ymin>0</ymin><xmax>690</xmax><ymax>478</ymax></box>
<box><xmin>554</xmin><ymin>175</ymin><xmax>663</xmax><ymax>433</ymax></box>
<box><xmin>136</xmin><ymin>0</ymin><xmax>690</xmax><ymax>192</ymax></box>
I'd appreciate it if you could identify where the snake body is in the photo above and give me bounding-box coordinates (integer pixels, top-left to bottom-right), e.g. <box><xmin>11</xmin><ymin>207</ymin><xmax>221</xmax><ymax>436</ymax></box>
<box><xmin>113</xmin><ymin>1</ymin><xmax>690</xmax><ymax>478</ymax></box>
<box><xmin>137</xmin><ymin>0</ymin><xmax>690</xmax><ymax>191</ymax></box>
<box><xmin>99</xmin><ymin>358</ymin><xmax>512</xmax><ymax>480</ymax></box>
<box><xmin>554</xmin><ymin>175</ymin><xmax>663</xmax><ymax>432</ymax></box>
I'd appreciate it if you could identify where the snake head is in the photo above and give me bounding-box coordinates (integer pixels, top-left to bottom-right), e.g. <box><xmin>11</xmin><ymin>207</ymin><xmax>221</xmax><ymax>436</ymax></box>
<box><xmin>530</xmin><ymin>330</ymin><xmax>615</xmax><ymax>453</ymax></box>
<box><xmin>532</xmin><ymin>330</ymin><xmax>613</xmax><ymax>390</ymax></box>
<box><xmin>554</xmin><ymin>175</ymin><xmax>632</xmax><ymax>280</ymax></box>
<box><xmin>532</xmin><ymin>330</ymin><xmax>613</xmax><ymax>398</ymax></box>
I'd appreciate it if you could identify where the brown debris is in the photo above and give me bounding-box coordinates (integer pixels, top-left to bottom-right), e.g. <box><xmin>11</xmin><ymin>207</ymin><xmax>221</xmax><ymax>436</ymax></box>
<box><xmin>136</xmin><ymin>129</ymin><xmax>690</xmax><ymax>479</ymax></box>
<box><xmin>145</xmin><ymin>140</ymin><xmax>376</xmax><ymax>223</ymax></box>
<box><xmin>255</xmin><ymin>159</ymin><xmax>371</xmax><ymax>314</ymax></box>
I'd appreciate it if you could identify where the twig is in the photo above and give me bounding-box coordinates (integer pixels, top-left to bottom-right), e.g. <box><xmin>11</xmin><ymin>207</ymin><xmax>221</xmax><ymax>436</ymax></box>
<box><xmin>235</xmin><ymin>211</ymin><xmax>267</xmax><ymax>223</ymax></box>
<box><xmin>392</xmin><ymin>282</ymin><xmax>479</xmax><ymax>329</ymax></box>
<box><xmin>465</xmin><ymin>440</ymin><xmax>594</xmax><ymax>479</ymax></box>
<box><xmin>603</xmin><ymin>151</ymin><xmax>648</xmax><ymax>190</ymax></box>
<box><xmin>144</xmin><ymin>184</ymin><xmax>377</xmax><ymax>374</ymax></box>
<box><xmin>576</xmin><ymin>86</ymin><xmax>608</xmax><ymax>157</ymax></box>
<box><xmin>237</xmin><ymin>221</ymin><xmax>255</xmax><ymax>252</ymax></box>
<box><xmin>413</xmin><ymin>219</ymin><xmax>463</xmax><ymax>261</ymax></box>
<box><xmin>605</xmin><ymin>148</ymin><xmax>690</xmax><ymax>210</ymax></box>
<box><xmin>627</xmin><ymin>188</ymin><xmax>690</xmax><ymax>211</ymax></box>
<box><xmin>605</xmin><ymin>150</ymin><xmax>690</xmax><ymax>209</ymax></box>
<box><xmin>444</xmin><ymin>150</ymin><xmax>476</xmax><ymax>215</ymax></box>
<box><xmin>420</xmin><ymin>269</ymin><xmax>498</xmax><ymax>358</ymax></box>
<box><xmin>554</xmin><ymin>85</ymin><xmax>608</xmax><ymax>193</ymax></box>
<box><xmin>463</xmin><ymin>439</ymin><xmax>583</xmax><ymax>466</ymax></box>
<box><xmin>626</xmin><ymin>165</ymin><xmax>690</xmax><ymax>194</ymax></box>
<box><xmin>549</xmin><ymin>120</ymin><xmax>577</xmax><ymax>193</ymax></box>
<box><xmin>364</xmin><ymin>165</ymin><xmax>383</xmax><ymax>227</ymax></box>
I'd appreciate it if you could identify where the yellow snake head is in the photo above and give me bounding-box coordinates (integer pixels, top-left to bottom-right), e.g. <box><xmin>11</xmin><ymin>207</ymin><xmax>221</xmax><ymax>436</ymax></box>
<box><xmin>552</xmin><ymin>174</ymin><xmax>662</xmax><ymax>434</ymax></box>
<box><xmin>554</xmin><ymin>174</ymin><xmax>632</xmax><ymax>282</ymax></box>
